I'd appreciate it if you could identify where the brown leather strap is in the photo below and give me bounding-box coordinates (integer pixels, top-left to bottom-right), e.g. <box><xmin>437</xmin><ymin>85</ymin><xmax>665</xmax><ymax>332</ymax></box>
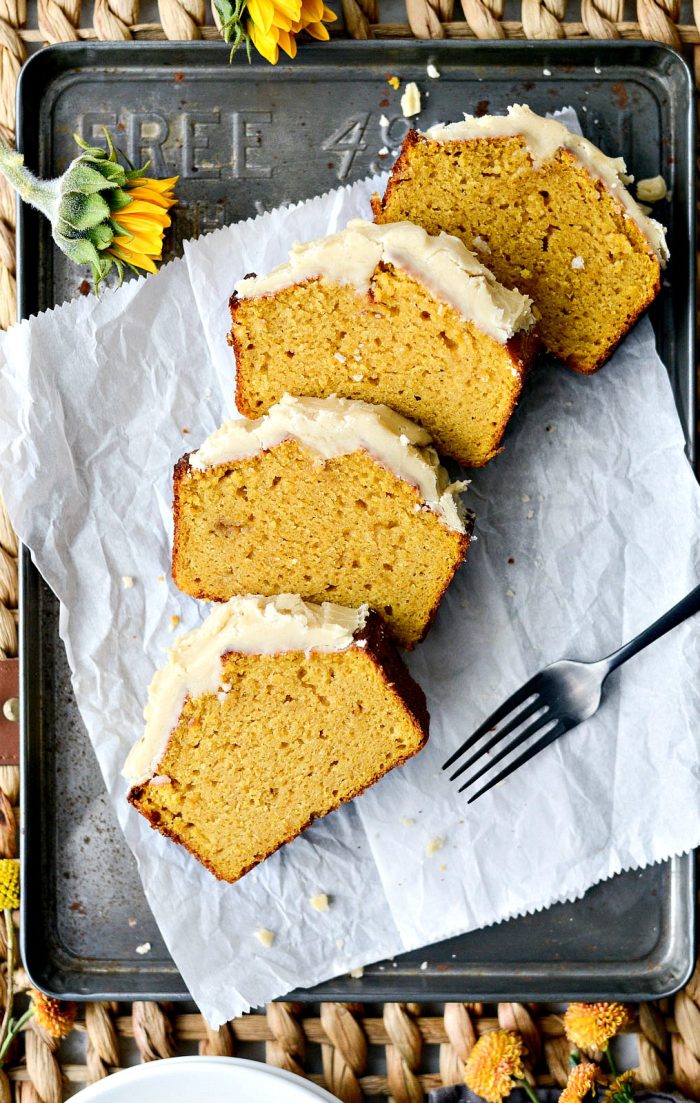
<box><xmin>0</xmin><ymin>659</ymin><xmax>19</xmax><ymax>765</ymax></box>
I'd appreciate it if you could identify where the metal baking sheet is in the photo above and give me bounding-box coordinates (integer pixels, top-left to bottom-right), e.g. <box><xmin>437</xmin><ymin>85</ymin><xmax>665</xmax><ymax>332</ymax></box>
<box><xmin>18</xmin><ymin>39</ymin><xmax>696</xmax><ymax>1002</ymax></box>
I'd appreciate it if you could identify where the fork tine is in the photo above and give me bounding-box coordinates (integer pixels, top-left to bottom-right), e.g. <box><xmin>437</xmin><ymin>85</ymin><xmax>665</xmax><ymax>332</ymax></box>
<box><xmin>465</xmin><ymin>721</ymin><xmax>568</xmax><ymax>803</ymax></box>
<box><xmin>457</xmin><ymin>711</ymin><xmax>555</xmax><ymax>793</ymax></box>
<box><xmin>448</xmin><ymin>697</ymin><xmax>545</xmax><ymax>782</ymax></box>
<box><xmin>442</xmin><ymin>673</ymin><xmax>542</xmax><ymax>771</ymax></box>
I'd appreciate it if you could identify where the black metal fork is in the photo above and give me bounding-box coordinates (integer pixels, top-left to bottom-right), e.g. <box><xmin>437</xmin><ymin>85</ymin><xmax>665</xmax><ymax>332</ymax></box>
<box><xmin>443</xmin><ymin>580</ymin><xmax>700</xmax><ymax>803</ymax></box>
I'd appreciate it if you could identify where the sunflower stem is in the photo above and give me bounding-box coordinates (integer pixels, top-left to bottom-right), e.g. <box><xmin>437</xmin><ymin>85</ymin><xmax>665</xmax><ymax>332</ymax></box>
<box><xmin>0</xmin><ymin>137</ymin><xmax>59</xmax><ymax>222</ymax></box>
<box><xmin>519</xmin><ymin>1078</ymin><xmax>541</xmax><ymax>1103</ymax></box>
<box><xmin>605</xmin><ymin>1048</ymin><xmax>617</xmax><ymax>1078</ymax></box>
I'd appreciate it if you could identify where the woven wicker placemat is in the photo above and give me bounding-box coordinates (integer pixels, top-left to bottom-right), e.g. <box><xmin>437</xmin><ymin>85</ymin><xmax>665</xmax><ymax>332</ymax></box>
<box><xmin>0</xmin><ymin>10</ymin><xmax>698</xmax><ymax>1100</ymax></box>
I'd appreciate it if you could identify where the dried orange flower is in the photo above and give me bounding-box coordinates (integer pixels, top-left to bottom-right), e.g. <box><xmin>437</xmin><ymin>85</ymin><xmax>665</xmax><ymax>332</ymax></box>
<box><xmin>0</xmin><ymin>859</ymin><xmax>19</xmax><ymax>910</ymax></box>
<box><xmin>603</xmin><ymin>1070</ymin><xmax>636</xmax><ymax>1103</ymax></box>
<box><xmin>29</xmin><ymin>989</ymin><xmax>77</xmax><ymax>1039</ymax></box>
<box><xmin>464</xmin><ymin>1029</ymin><xmax>527</xmax><ymax>1103</ymax></box>
<box><xmin>559</xmin><ymin>1062</ymin><xmax>605</xmax><ymax>1103</ymax></box>
<box><xmin>564</xmin><ymin>1003</ymin><xmax>631</xmax><ymax>1052</ymax></box>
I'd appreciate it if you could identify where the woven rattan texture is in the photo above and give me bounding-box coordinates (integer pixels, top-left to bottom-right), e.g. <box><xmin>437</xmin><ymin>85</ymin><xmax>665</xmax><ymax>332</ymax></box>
<box><xmin>1</xmin><ymin>8</ymin><xmax>699</xmax><ymax>1099</ymax></box>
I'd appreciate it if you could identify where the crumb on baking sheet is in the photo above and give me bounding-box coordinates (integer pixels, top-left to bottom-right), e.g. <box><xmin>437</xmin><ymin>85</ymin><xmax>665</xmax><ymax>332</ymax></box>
<box><xmin>425</xmin><ymin>836</ymin><xmax>444</xmax><ymax>857</ymax></box>
<box><xmin>426</xmin><ymin>63</ymin><xmax>440</xmax><ymax>78</ymax></box>
<box><xmin>387</xmin><ymin>75</ymin><xmax>400</xmax><ymax>90</ymax></box>
<box><xmin>401</xmin><ymin>82</ymin><xmax>421</xmax><ymax>118</ymax></box>
<box><xmin>310</xmin><ymin>893</ymin><xmax>330</xmax><ymax>912</ymax></box>
<box><xmin>636</xmin><ymin>175</ymin><xmax>667</xmax><ymax>203</ymax></box>
<box><xmin>121</xmin><ymin>575</ymin><xmax>134</xmax><ymax>589</ymax></box>
<box><xmin>349</xmin><ymin>966</ymin><xmax>364</xmax><ymax>978</ymax></box>
<box><xmin>135</xmin><ymin>942</ymin><xmax>151</xmax><ymax>955</ymax></box>
<box><xmin>255</xmin><ymin>927</ymin><xmax>275</xmax><ymax>947</ymax></box>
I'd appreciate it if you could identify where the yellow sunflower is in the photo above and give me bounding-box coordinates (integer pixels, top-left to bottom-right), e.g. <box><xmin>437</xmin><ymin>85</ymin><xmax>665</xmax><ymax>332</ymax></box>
<box><xmin>0</xmin><ymin>129</ymin><xmax>177</xmax><ymax>288</ymax></box>
<box><xmin>217</xmin><ymin>0</ymin><xmax>336</xmax><ymax>64</ymax></box>
<box><xmin>109</xmin><ymin>175</ymin><xmax>178</xmax><ymax>275</ymax></box>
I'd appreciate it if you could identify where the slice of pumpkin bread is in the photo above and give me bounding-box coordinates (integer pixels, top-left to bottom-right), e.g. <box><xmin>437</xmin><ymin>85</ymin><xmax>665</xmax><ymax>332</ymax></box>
<box><xmin>172</xmin><ymin>395</ymin><xmax>471</xmax><ymax>649</ymax></box>
<box><xmin>124</xmin><ymin>595</ymin><xmax>429</xmax><ymax>883</ymax></box>
<box><xmin>372</xmin><ymin>104</ymin><xmax>668</xmax><ymax>374</ymax></box>
<box><xmin>230</xmin><ymin>219</ymin><xmax>538</xmax><ymax>466</ymax></box>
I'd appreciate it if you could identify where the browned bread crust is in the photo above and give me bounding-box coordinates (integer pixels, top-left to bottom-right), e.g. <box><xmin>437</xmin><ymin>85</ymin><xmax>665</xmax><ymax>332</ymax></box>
<box><xmin>127</xmin><ymin>610</ymin><xmax>429</xmax><ymax>883</ymax></box>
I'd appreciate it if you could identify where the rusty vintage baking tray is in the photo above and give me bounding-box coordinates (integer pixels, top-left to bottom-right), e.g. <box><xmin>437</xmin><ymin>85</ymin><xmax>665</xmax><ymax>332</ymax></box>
<box><xmin>17</xmin><ymin>39</ymin><xmax>696</xmax><ymax>1001</ymax></box>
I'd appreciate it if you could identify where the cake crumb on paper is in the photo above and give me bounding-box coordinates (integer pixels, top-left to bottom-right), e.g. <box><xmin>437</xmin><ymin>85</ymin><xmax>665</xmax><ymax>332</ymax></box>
<box><xmin>400</xmin><ymin>815</ymin><xmax>416</xmax><ymax>827</ymax></box>
<box><xmin>350</xmin><ymin>966</ymin><xmax>364</xmax><ymax>978</ymax></box>
<box><xmin>387</xmin><ymin>75</ymin><xmax>400</xmax><ymax>90</ymax></box>
<box><xmin>425</xmin><ymin>836</ymin><xmax>444</xmax><ymax>857</ymax></box>
<box><xmin>426</xmin><ymin>63</ymin><xmax>440</xmax><ymax>78</ymax></box>
<box><xmin>336</xmin><ymin>937</ymin><xmax>345</xmax><ymax>949</ymax></box>
<box><xmin>169</xmin><ymin>614</ymin><xmax>181</xmax><ymax>631</ymax></box>
<box><xmin>310</xmin><ymin>893</ymin><xmax>330</xmax><ymax>912</ymax></box>
<box><xmin>157</xmin><ymin>574</ymin><xmax>164</xmax><ymax>583</ymax></box>
<box><xmin>401</xmin><ymin>82</ymin><xmax>422</xmax><ymax>118</ymax></box>
<box><xmin>571</xmin><ymin>256</ymin><xmax>585</xmax><ymax>270</ymax></box>
<box><xmin>121</xmin><ymin>575</ymin><xmax>134</xmax><ymax>589</ymax></box>
<box><xmin>637</xmin><ymin>175</ymin><xmax>667</xmax><ymax>203</ymax></box>
<box><xmin>439</xmin><ymin>863</ymin><xmax>447</xmax><ymax>872</ymax></box>
<box><xmin>255</xmin><ymin>927</ymin><xmax>275</xmax><ymax>947</ymax></box>
<box><xmin>135</xmin><ymin>942</ymin><xmax>151</xmax><ymax>955</ymax></box>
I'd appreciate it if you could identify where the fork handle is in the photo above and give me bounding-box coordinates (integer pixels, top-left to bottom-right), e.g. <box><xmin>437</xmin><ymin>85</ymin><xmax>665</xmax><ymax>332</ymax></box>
<box><xmin>603</xmin><ymin>580</ymin><xmax>700</xmax><ymax>673</ymax></box>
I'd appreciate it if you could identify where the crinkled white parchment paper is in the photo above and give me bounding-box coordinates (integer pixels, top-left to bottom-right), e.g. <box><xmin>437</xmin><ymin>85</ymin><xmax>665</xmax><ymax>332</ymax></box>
<box><xmin>0</xmin><ymin>113</ymin><xmax>699</xmax><ymax>1026</ymax></box>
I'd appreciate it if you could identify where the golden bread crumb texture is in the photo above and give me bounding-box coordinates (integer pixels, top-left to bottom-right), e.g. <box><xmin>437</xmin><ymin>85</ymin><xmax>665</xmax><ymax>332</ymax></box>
<box><xmin>130</xmin><ymin>641</ymin><xmax>427</xmax><ymax>883</ymax></box>
<box><xmin>232</xmin><ymin>265</ymin><xmax>536</xmax><ymax>465</ymax></box>
<box><xmin>173</xmin><ymin>438</ymin><xmax>469</xmax><ymax>649</ymax></box>
<box><xmin>374</xmin><ymin>132</ymin><xmax>661</xmax><ymax>373</ymax></box>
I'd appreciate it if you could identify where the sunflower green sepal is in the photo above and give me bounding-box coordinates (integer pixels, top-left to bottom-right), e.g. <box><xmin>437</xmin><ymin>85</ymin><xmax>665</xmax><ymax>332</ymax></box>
<box><xmin>0</xmin><ymin>129</ymin><xmax>178</xmax><ymax>291</ymax></box>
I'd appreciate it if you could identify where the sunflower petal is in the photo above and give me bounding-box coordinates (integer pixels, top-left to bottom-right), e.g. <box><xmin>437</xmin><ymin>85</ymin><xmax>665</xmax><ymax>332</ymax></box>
<box><xmin>119</xmin><ymin>206</ymin><xmax>172</xmax><ymax>229</ymax></box>
<box><xmin>277</xmin><ymin>28</ymin><xmax>298</xmax><ymax>55</ymax></box>
<box><xmin>109</xmin><ymin>245</ymin><xmax>158</xmax><ymax>273</ymax></box>
<box><xmin>138</xmin><ymin>175</ymin><xmax>179</xmax><ymax>193</ymax></box>
<box><xmin>301</xmin><ymin>0</ymin><xmax>324</xmax><ymax>21</ymax></box>
<box><xmin>247</xmin><ymin>0</ymin><xmax>275</xmax><ymax>33</ymax></box>
<box><xmin>248</xmin><ymin>19</ymin><xmax>280</xmax><ymax>62</ymax></box>
<box><xmin>123</xmin><ymin>187</ymin><xmax>177</xmax><ymax>209</ymax></box>
<box><xmin>304</xmin><ymin>19</ymin><xmax>330</xmax><ymax>37</ymax></box>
